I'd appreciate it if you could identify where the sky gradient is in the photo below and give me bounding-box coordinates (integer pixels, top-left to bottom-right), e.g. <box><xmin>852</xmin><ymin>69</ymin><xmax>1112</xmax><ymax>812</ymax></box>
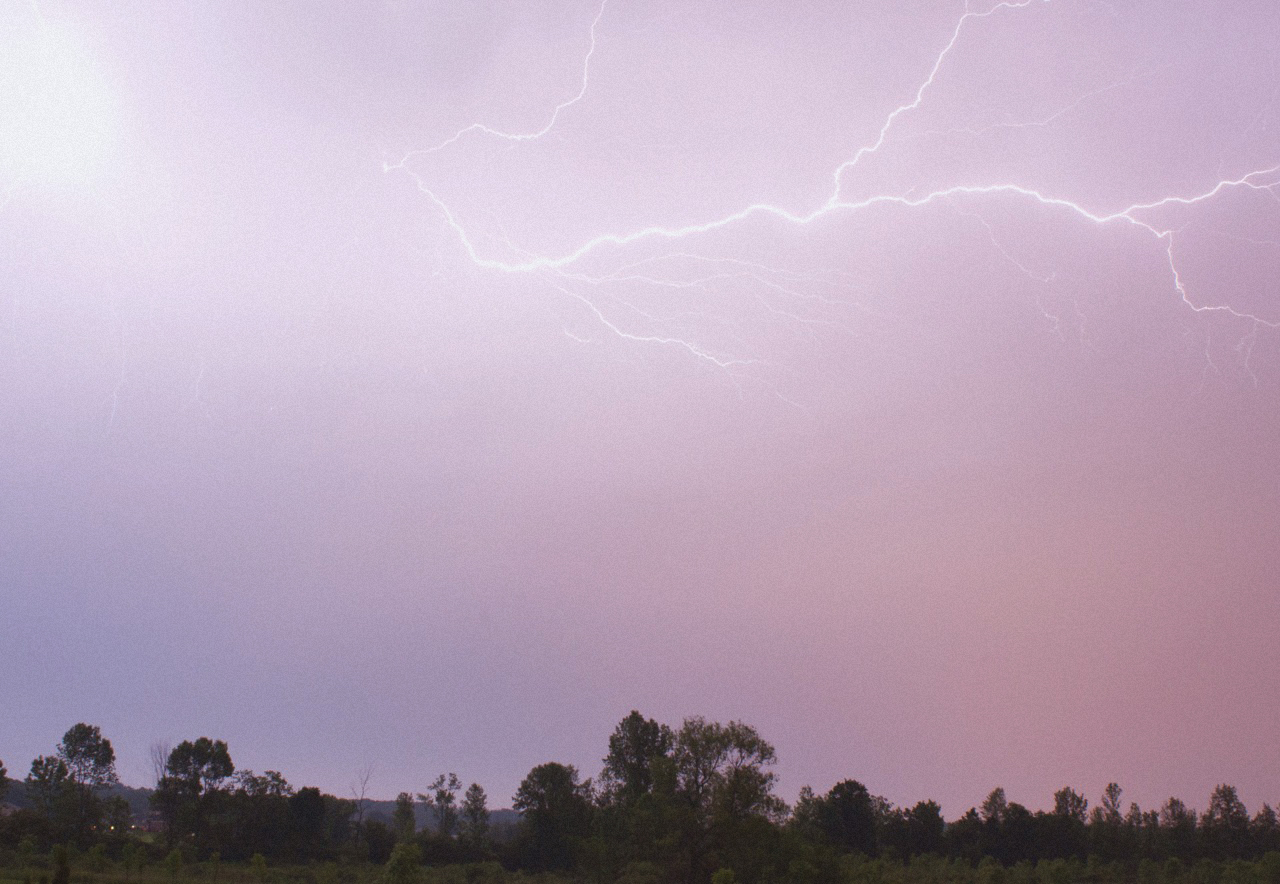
<box><xmin>3</xmin><ymin>0</ymin><xmax>1279</xmax><ymax>818</ymax></box>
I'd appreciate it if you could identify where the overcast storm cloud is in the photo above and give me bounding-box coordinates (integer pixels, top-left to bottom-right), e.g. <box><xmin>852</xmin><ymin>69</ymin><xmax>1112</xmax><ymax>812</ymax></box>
<box><xmin>2</xmin><ymin>0</ymin><xmax>1279</xmax><ymax>816</ymax></box>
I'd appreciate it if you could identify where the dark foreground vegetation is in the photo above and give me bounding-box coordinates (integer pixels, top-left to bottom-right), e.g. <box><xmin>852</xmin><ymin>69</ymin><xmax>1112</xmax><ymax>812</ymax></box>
<box><xmin>3</xmin><ymin>716</ymin><xmax>1279</xmax><ymax>884</ymax></box>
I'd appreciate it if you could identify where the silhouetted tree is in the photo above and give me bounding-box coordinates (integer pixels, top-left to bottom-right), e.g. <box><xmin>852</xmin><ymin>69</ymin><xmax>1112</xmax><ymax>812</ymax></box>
<box><xmin>793</xmin><ymin>780</ymin><xmax>877</xmax><ymax>856</ymax></box>
<box><xmin>349</xmin><ymin>764</ymin><xmax>374</xmax><ymax>857</ymax></box>
<box><xmin>419</xmin><ymin>773</ymin><xmax>462</xmax><ymax>837</ymax></box>
<box><xmin>593</xmin><ymin>711</ymin><xmax>684</xmax><ymax>879</ymax></box>
<box><xmin>945</xmin><ymin>807</ymin><xmax>984</xmax><ymax>862</ymax></box>
<box><xmin>1126</xmin><ymin>802</ymin><xmax>1162</xmax><ymax>860</ymax></box>
<box><xmin>673</xmin><ymin>717</ymin><xmax>784</xmax><ymax>826</ymax></box>
<box><xmin>1054</xmin><ymin>787</ymin><xmax>1088</xmax><ymax>823</ymax></box>
<box><xmin>227</xmin><ymin>770</ymin><xmax>293</xmax><ymax>860</ymax></box>
<box><xmin>905</xmin><ymin>799</ymin><xmax>945</xmax><ymax>855</ymax></box>
<box><xmin>14</xmin><ymin>711</ymin><xmax>1280</xmax><ymax>872</ymax></box>
<box><xmin>290</xmin><ymin>787</ymin><xmax>326</xmax><ymax>859</ymax></box>
<box><xmin>393</xmin><ymin>792</ymin><xmax>416</xmax><ymax>841</ymax></box>
<box><xmin>151</xmin><ymin>737</ymin><xmax>235</xmax><ymax>852</ymax></box>
<box><xmin>601</xmin><ymin>711</ymin><xmax>675</xmax><ymax>807</ymax></box>
<box><xmin>60</xmin><ymin>724</ymin><xmax>117</xmax><ymax>842</ymax></box>
<box><xmin>1044</xmin><ymin>787</ymin><xmax>1089</xmax><ymax>859</ymax></box>
<box><xmin>26</xmin><ymin>755</ymin><xmax>70</xmax><ymax>820</ymax></box>
<box><xmin>999</xmin><ymin>801</ymin><xmax>1036</xmax><ymax>864</ymax></box>
<box><xmin>669</xmin><ymin>717</ymin><xmax>786</xmax><ymax>882</ymax></box>
<box><xmin>1106</xmin><ymin>784</ymin><xmax>1127</xmax><ymax>822</ymax></box>
<box><xmin>167</xmin><ymin>738</ymin><xmax>235</xmax><ymax>792</ymax></box>
<box><xmin>1159</xmin><ymin>797</ymin><xmax>1198</xmax><ymax>860</ymax></box>
<box><xmin>1252</xmin><ymin>804</ymin><xmax>1280</xmax><ymax>857</ymax></box>
<box><xmin>981</xmin><ymin>788</ymin><xmax>1008</xmax><ymax>825</ymax></box>
<box><xmin>513</xmin><ymin>762</ymin><xmax>593</xmax><ymax>871</ymax></box>
<box><xmin>1091</xmin><ymin>783</ymin><xmax>1127</xmax><ymax>860</ymax></box>
<box><xmin>21</xmin><ymin>724</ymin><xmax>118</xmax><ymax>843</ymax></box>
<box><xmin>322</xmin><ymin>792</ymin><xmax>357</xmax><ymax>855</ymax></box>
<box><xmin>150</xmin><ymin>741</ymin><xmax>173</xmax><ymax>786</ymax></box>
<box><xmin>460</xmin><ymin>783</ymin><xmax>491</xmax><ymax>852</ymax></box>
<box><xmin>58</xmin><ymin>724</ymin><xmax>118</xmax><ymax>790</ymax></box>
<box><xmin>1201</xmin><ymin>784</ymin><xmax>1250</xmax><ymax>860</ymax></box>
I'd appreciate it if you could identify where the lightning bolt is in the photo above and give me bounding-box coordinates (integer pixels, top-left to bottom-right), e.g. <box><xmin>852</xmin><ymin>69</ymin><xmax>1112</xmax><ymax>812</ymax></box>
<box><xmin>384</xmin><ymin>0</ymin><xmax>608</xmax><ymax>168</ymax></box>
<box><xmin>390</xmin><ymin>0</ymin><xmax>1280</xmax><ymax>389</ymax></box>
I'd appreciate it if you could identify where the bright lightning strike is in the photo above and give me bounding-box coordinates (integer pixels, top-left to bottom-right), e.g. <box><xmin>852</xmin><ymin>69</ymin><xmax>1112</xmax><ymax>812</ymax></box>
<box><xmin>385</xmin><ymin>0</ymin><xmax>608</xmax><ymax>168</ymax></box>
<box><xmin>390</xmin><ymin>0</ymin><xmax>1280</xmax><ymax>389</ymax></box>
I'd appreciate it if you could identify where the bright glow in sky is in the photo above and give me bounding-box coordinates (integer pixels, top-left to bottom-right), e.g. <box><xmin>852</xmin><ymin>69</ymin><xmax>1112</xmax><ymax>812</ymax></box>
<box><xmin>2</xmin><ymin>0</ymin><xmax>1278</xmax><ymax>817</ymax></box>
<box><xmin>0</xmin><ymin>7</ymin><xmax>118</xmax><ymax>194</ymax></box>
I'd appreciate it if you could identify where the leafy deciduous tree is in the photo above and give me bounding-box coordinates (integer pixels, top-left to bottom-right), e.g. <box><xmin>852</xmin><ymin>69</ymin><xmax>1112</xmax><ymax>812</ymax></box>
<box><xmin>26</xmin><ymin>755</ymin><xmax>70</xmax><ymax>818</ymax></box>
<box><xmin>290</xmin><ymin>787</ymin><xmax>327</xmax><ymax>857</ymax></box>
<box><xmin>59</xmin><ymin>723</ymin><xmax>118</xmax><ymax>841</ymax></box>
<box><xmin>1253</xmin><ymin>804</ymin><xmax>1280</xmax><ymax>856</ymax></box>
<box><xmin>513</xmin><ymin>762</ymin><xmax>593</xmax><ymax>871</ymax></box>
<box><xmin>793</xmin><ymin>779</ymin><xmax>877</xmax><ymax>855</ymax></box>
<box><xmin>981</xmin><ymin>787</ymin><xmax>1008</xmax><ymax>825</ymax></box>
<box><xmin>672</xmin><ymin>717</ymin><xmax>784</xmax><ymax>825</ymax></box>
<box><xmin>460</xmin><ymin>783</ymin><xmax>491</xmax><ymax>846</ymax></box>
<box><xmin>152</xmin><ymin>737</ymin><xmax>235</xmax><ymax>850</ymax></box>
<box><xmin>905</xmin><ymin>799</ymin><xmax>945</xmax><ymax>856</ymax></box>
<box><xmin>1054</xmin><ymin>787</ymin><xmax>1089</xmax><ymax>824</ymax></box>
<box><xmin>1159</xmin><ymin>797</ymin><xmax>1197</xmax><ymax>859</ymax></box>
<box><xmin>58</xmin><ymin>723</ymin><xmax>118</xmax><ymax>789</ymax></box>
<box><xmin>393</xmin><ymin>792</ymin><xmax>416</xmax><ymax>841</ymax></box>
<box><xmin>418</xmin><ymin>773</ymin><xmax>462</xmax><ymax>837</ymax></box>
<box><xmin>601</xmin><ymin>711</ymin><xmax>675</xmax><ymax>807</ymax></box>
<box><xmin>1099</xmin><ymin>783</ymin><xmax>1125</xmax><ymax>825</ymax></box>
<box><xmin>167</xmin><ymin>738</ymin><xmax>234</xmax><ymax>793</ymax></box>
<box><xmin>1202</xmin><ymin>784</ymin><xmax>1250</xmax><ymax>860</ymax></box>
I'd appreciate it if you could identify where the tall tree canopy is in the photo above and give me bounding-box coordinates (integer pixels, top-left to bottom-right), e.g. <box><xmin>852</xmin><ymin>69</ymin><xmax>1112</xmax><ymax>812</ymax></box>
<box><xmin>601</xmin><ymin>711</ymin><xmax>674</xmax><ymax>807</ymax></box>
<box><xmin>57</xmin><ymin>724</ymin><xmax>117</xmax><ymax>789</ymax></box>
<box><xmin>151</xmin><ymin>737</ymin><xmax>236</xmax><ymax>851</ymax></box>
<box><xmin>512</xmin><ymin>762</ymin><xmax>593</xmax><ymax>871</ymax></box>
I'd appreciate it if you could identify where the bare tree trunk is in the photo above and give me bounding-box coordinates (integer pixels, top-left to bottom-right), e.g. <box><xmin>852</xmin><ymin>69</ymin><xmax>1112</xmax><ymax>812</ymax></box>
<box><xmin>150</xmin><ymin>741</ymin><xmax>172</xmax><ymax>786</ymax></box>
<box><xmin>351</xmin><ymin>764</ymin><xmax>374</xmax><ymax>854</ymax></box>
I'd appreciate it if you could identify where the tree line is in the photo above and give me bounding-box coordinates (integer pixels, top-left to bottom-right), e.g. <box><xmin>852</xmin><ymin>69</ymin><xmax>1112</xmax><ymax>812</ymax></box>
<box><xmin>3</xmin><ymin>714</ymin><xmax>1279</xmax><ymax>884</ymax></box>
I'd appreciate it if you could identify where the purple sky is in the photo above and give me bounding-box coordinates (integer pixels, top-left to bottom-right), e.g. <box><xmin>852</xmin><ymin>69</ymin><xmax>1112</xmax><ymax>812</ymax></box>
<box><xmin>3</xmin><ymin>0</ymin><xmax>1279</xmax><ymax>818</ymax></box>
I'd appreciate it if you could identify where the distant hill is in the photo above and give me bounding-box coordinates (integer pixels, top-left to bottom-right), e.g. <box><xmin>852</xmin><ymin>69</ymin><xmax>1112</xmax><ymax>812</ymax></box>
<box><xmin>4</xmin><ymin>780</ymin><xmax>152</xmax><ymax>817</ymax></box>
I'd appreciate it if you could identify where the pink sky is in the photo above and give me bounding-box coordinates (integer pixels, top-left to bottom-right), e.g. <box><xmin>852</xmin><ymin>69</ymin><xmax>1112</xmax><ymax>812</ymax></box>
<box><xmin>2</xmin><ymin>1</ymin><xmax>1278</xmax><ymax>818</ymax></box>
